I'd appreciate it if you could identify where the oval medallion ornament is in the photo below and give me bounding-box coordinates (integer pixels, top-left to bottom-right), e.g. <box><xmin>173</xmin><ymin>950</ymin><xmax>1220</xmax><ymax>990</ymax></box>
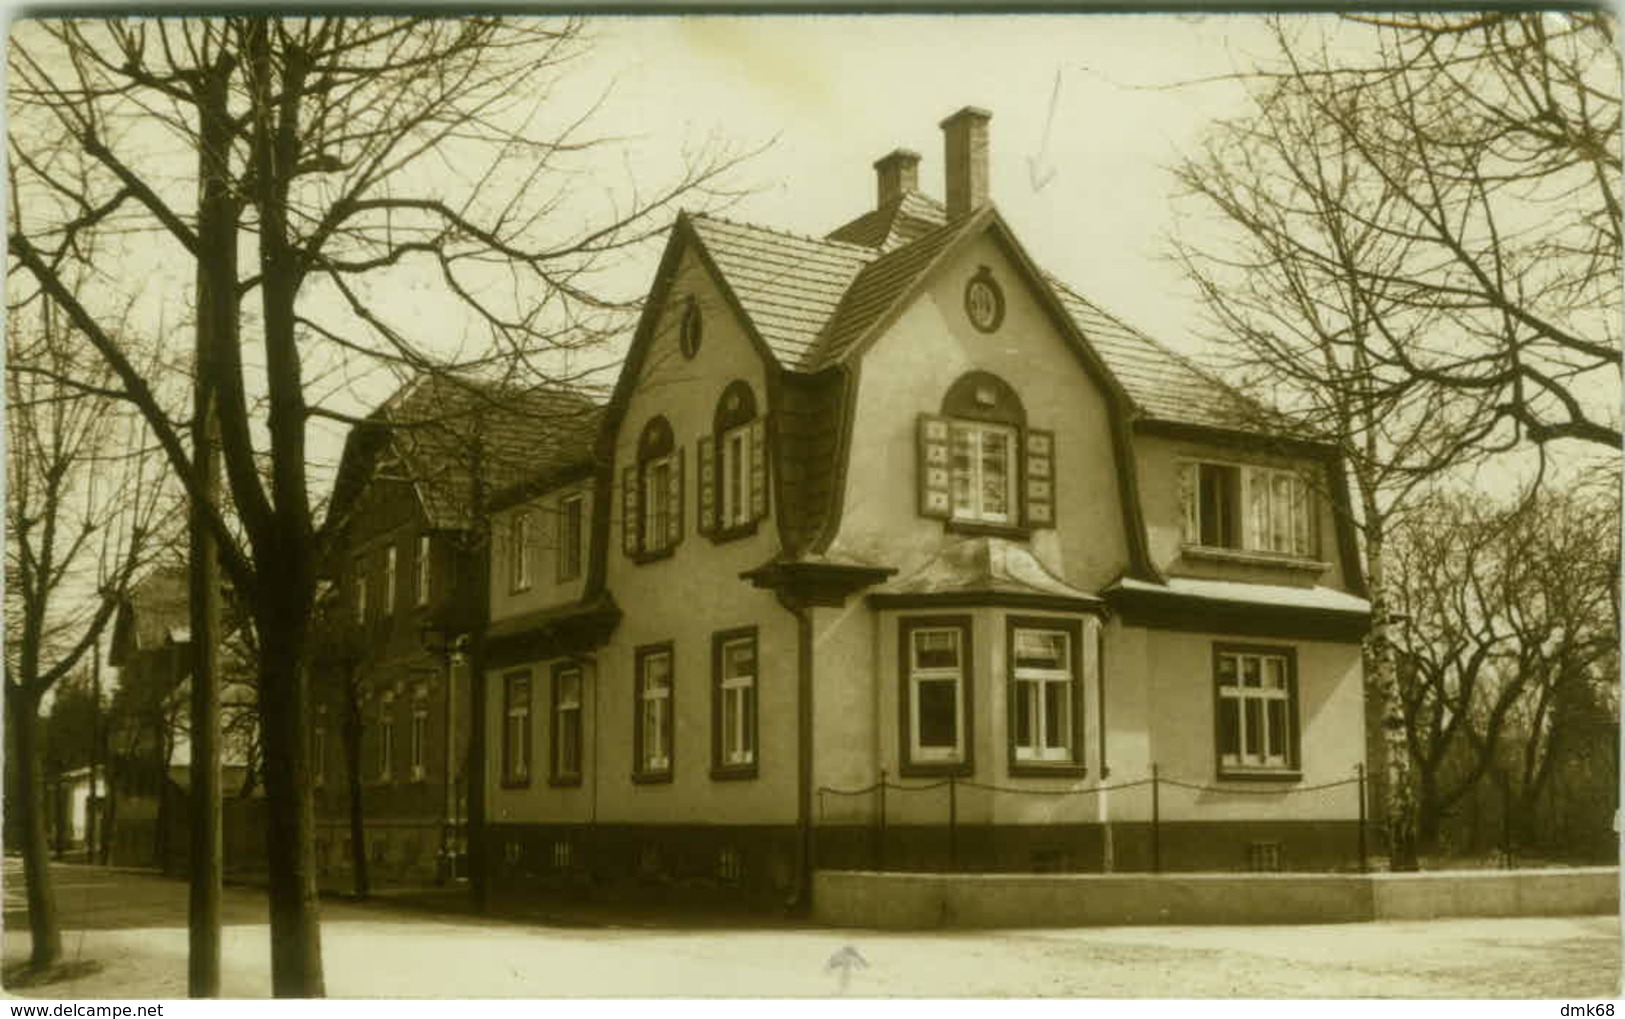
<box><xmin>679</xmin><ymin>295</ymin><xmax>703</xmax><ymax>359</ymax></box>
<box><xmin>964</xmin><ymin>267</ymin><xmax>1005</xmax><ymax>334</ymax></box>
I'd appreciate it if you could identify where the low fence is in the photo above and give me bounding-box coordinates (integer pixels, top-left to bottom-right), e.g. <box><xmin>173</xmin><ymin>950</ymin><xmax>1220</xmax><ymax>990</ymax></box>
<box><xmin>817</xmin><ymin>764</ymin><xmax>1373</xmax><ymax>874</ymax></box>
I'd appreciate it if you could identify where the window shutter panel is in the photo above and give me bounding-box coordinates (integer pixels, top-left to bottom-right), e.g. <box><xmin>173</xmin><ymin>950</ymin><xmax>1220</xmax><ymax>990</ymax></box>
<box><xmin>668</xmin><ymin>447</ymin><xmax>685</xmax><ymax>548</ymax></box>
<box><xmin>697</xmin><ymin>435</ymin><xmax>716</xmax><ymax>536</ymax></box>
<box><xmin>749</xmin><ymin>417</ymin><xmax>768</xmax><ymax>521</ymax></box>
<box><xmin>917</xmin><ymin>415</ymin><xmax>952</xmax><ymax>519</ymax></box>
<box><xmin>621</xmin><ymin>466</ymin><xmax>639</xmax><ymax>556</ymax></box>
<box><xmin>1024</xmin><ymin>428</ymin><xmax>1055</xmax><ymax>528</ymax></box>
<box><xmin>1179</xmin><ymin>462</ymin><xmax>1198</xmax><ymax>544</ymax></box>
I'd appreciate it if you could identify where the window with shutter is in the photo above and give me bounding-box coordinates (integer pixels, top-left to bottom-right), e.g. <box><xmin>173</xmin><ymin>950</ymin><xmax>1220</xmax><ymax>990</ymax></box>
<box><xmin>710</xmin><ymin>381</ymin><xmax>764</xmax><ymax>540</ymax></box>
<box><xmin>917</xmin><ymin>415</ymin><xmax>952</xmax><ymax>519</ymax></box>
<box><xmin>697</xmin><ymin>434</ymin><xmax>716</xmax><ymax>535</ymax></box>
<box><xmin>629</xmin><ymin>416</ymin><xmax>677</xmax><ymax>561</ymax></box>
<box><xmin>1024</xmin><ymin>429</ymin><xmax>1055</xmax><ymax>528</ymax></box>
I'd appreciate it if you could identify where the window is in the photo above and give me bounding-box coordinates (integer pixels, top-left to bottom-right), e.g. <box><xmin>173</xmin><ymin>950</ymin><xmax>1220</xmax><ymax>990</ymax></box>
<box><xmin>634</xmin><ymin>644</ymin><xmax>673</xmax><ymax>780</ymax></box>
<box><xmin>712</xmin><ymin>628</ymin><xmax>757</xmax><ymax>776</ymax></box>
<box><xmin>558</xmin><ymin>494</ymin><xmax>584</xmax><ymax>582</ymax></box>
<box><xmin>416</xmin><ymin>534</ymin><xmax>431</xmax><ymax>606</ymax></box>
<box><xmin>552</xmin><ymin>664</ymin><xmax>583</xmax><ymax>784</ymax></box>
<box><xmin>383</xmin><ymin>546</ymin><xmax>397</xmax><ymax>616</ymax></box>
<box><xmin>510</xmin><ymin>512</ymin><xmax>533</xmax><ymax>591</ymax></box>
<box><xmin>899</xmin><ymin>617</ymin><xmax>972</xmax><ymax>773</ymax></box>
<box><xmin>377</xmin><ymin>693</ymin><xmax>395</xmax><ymax>781</ymax></box>
<box><xmin>1182</xmin><ymin>462</ymin><xmax>1314</xmax><ymax>558</ymax></box>
<box><xmin>1214</xmin><ymin>646</ymin><xmax>1299</xmax><ymax>777</ymax></box>
<box><xmin>410</xmin><ymin>698</ymin><xmax>428</xmax><ymax>781</ymax></box>
<box><xmin>698</xmin><ymin>381</ymin><xmax>768</xmax><ymax>539</ymax></box>
<box><xmin>1008</xmin><ymin>619</ymin><xmax>1084</xmax><ymax>770</ymax></box>
<box><xmin>353</xmin><ymin>561</ymin><xmax>368</xmax><ymax>625</ymax></box>
<box><xmin>919</xmin><ymin>372</ymin><xmax>1054</xmax><ymax>530</ymax></box>
<box><xmin>623</xmin><ymin>417</ymin><xmax>682</xmax><ymax>559</ymax></box>
<box><xmin>502</xmin><ymin>670</ymin><xmax>532</xmax><ymax>787</ymax></box>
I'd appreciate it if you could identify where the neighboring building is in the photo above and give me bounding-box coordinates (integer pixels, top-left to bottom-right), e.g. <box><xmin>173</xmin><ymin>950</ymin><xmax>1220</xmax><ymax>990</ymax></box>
<box><xmin>315</xmin><ymin>374</ymin><xmax>600</xmax><ymax>887</ymax></box>
<box><xmin>481</xmin><ymin>106</ymin><xmax>1372</xmax><ymax>907</ymax></box>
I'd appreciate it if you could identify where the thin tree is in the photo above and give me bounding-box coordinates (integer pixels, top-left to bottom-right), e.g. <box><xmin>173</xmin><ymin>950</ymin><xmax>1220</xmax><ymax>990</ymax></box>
<box><xmin>8</xmin><ymin>17</ymin><xmax>750</xmax><ymax>995</ymax></box>
<box><xmin>3</xmin><ymin>301</ymin><xmax>172</xmax><ymax>970</ymax></box>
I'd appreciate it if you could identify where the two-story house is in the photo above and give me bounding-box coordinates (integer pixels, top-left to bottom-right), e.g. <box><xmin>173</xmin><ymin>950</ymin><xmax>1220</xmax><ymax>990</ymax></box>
<box><xmin>315</xmin><ymin>374</ymin><xmax>599</xmax><ymax>887</ymax></box>
<box><xmin>480</xmin><ymin>107</ymin><xmax>1371</xmax><ymax>907</ymax></box>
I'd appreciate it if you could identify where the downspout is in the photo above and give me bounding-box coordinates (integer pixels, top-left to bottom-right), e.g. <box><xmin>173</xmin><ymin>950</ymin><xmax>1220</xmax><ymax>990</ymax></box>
<box><xmin>776</xmin><ymin>590</ymin><xmax>815</xmax><ymax>914</ymax></box>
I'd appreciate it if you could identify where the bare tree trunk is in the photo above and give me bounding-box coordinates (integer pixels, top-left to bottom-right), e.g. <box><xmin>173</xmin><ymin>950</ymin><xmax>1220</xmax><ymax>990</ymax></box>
<box><xmin>343</xmin><ymin>667</ymin><xmax>369</xmax><ymax>900</ymax></box>
<box><xmin>8</xmin><ymin>683</ymin><xmax>62</xmax><ymax>968</ymax></box>
<box><xmin>1366</xmin><ymin>522</ymin><xmax>1420</xmax><ymax>871</ymax></box>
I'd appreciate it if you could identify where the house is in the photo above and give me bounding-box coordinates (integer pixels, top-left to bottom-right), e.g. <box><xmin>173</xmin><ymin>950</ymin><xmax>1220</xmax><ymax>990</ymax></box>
<box><xmin>315</xmin><ymin>374</ymin><xmax>600</xmax><ymax>887</ymax></box>
<box><xmin>479</xmin><ymin>107</ymin><xmax>1372</xmax><ymax>907</ymax></box>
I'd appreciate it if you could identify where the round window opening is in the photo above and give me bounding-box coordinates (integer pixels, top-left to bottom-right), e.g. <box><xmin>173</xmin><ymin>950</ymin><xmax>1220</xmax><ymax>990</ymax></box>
<box><xmin>680</xmin><ymin>295</ymin><xmax>703</xmax><ymax>359</ymax></box>
<box><xmin>964</xmin><ymin>267</ymin><xmax>1005</xmax><ymax>333</ymax></box>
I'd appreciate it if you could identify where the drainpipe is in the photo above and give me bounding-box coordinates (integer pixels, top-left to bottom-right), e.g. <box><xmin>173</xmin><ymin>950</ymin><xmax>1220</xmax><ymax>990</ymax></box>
<box><xmin>777</xmin><ymin>591</ymin><xmax>815</xmax><ymax>914</ymax></box>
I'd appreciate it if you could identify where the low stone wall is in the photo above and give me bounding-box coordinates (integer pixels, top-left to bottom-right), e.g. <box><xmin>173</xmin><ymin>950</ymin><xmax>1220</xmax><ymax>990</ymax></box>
<box><xmin>813</xmin><ymin>867</ymin><xmax>1618</xmax><ymax>929</ymax></box>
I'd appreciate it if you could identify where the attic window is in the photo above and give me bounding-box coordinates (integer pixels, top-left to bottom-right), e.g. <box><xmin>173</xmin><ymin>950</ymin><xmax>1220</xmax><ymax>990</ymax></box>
<box><xmin>623</xmin><ymin>416</ymin><xmax>683</xmax><ymax>561</ymax></box>
<box><xmin>698</xmin><ymin>380</ymin><xmax>768</xmax><ymax>541</ymax></box>
<box><xmin>680</xmin><ymin>295</ymin><xmax>703</xmax><ymax>359</ymax></box>
<box><xmin>918</xmin><ymin>371</ymin><xmax>1054</xmax><ymax>531</ymax></box>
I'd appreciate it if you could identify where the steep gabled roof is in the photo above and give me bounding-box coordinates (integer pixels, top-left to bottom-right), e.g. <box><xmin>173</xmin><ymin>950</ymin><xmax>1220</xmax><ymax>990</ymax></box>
<box><xmin>826</xmin><ymin>190</ymin><xmax>948</xmax><ymax>251</ymax></box>
<box><xmin>686</xmin><ymin>215</ymin><xmax>874</xmax><ymax>367</ymax></box>
<box><xmin>328</xmin><ymin>374</ymin><xmax>601</xmax><ymax>536</ymax></box>
<box><xmin>109</xmin><ymin>566</ymin><xmax>190</xmax><ymax>666</ymax></box>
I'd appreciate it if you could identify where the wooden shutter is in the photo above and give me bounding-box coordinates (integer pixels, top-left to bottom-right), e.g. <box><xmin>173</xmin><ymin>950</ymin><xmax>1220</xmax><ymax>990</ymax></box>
<box><xmin>748</xmin><ymin>417</ymin><xmax>768</xmax><ymax>521</ymax></box>
<box><xmin>697</xmin><ymin>435</ymin><xmax>716</xmax><ymax>536</ymax></box>
<box><xmin>917</xmin><ymin>414</ymin><xmax>952</xmax><ymax>519</ymax></box>
<box><xmin>1179</xmin><ymin>462</ymin><xmax>1198</xmax><ymax>545</ymax></box>
<box><xmin>667</xmin><ymin>447</ymin><xmax>685</xmax><ymax>548</ymax></box>
<box><xmin>1024</xmin><ymin>428</ymin><xmax>1055</xmax><ymax>528</ymax></box>
<box><xmin>621</xmin><ymin>466</ymin><xmax>639</xmax><ymax>556</ymax></box>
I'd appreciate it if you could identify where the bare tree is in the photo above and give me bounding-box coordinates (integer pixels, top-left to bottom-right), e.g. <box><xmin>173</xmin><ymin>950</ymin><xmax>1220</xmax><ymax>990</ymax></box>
<box><xmin>3</xmin><ymin>301</ymin><xmax>172</xmax><ymax>970</ymax></box>
<box><xmin>8</xmin><ymin>16</ymin><xmax>749</xmax><ymax>995</ymax></box>
<box><xmin>1390</xmin><ymin>478</ymin><xmax>1619</xmax><ymax>852</ymax></box>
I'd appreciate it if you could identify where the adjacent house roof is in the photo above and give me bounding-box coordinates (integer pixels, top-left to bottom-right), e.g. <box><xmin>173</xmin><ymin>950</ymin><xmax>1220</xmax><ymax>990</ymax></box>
<box><xmin>328</xmin><ymin>374</ymin><xmax>602</xmax><ymax>535</ymax></box>
<box><xmin>109</xmin><ymin>567</ymin><xmax>190</xmax><ymax>666</ymax></box>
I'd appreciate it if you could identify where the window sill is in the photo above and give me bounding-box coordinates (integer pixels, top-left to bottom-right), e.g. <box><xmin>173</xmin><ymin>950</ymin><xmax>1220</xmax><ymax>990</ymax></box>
<box><xmin>707</xmin><ymin>520</ymin><xmax>760</xmax><ymax>545</ymax></box>
<box><xmin>510</xmin><ymin>583</ymin><xmax>533</xmax><ymax>595</ymax></box>
<box><xmin>1182</xmin><ymin>545</ymin><xmax>1328</xmax><ymax>573</ymax></box>
<box><xmin>945</xmin><ymin>520</ymin><xmax>1030</xmax><ymax>540</ymax></box>
<box><xmin>632</xmin><ymin>770</ymin><xmax>673</xmax><ymax>785</ymax></box>
<box><xmin>1214</xmin><ymin>768</ymin><xmax>1303</xmax><ymax>784</ymax></box>
<box><xmin>710</xmin><ymin>763</ymin><xmax>759</xmax><ymax>781</ymax></box>
<box><xmin>899</xmin><ymin>760</ymin><xmax>972</xmax><ymax>779</ymax></box>
<box><xmin>549</xmin><ymin>774</ymin><xmax>583</xmax><ymax>788</ymax></box>
<box><xmin>499</xmin><ymin>777</ymin><xmax>533</xmax><ymax>790</ymax></box>
<box><xmin>1008</xmin><ymin>762</ymin><xmax>1088</xmax><ymax>779</ymax></box>
<box><xmin>630</xmin><ymin>547</ymin><xmax>675</xmax><ymax>566</ymax></box>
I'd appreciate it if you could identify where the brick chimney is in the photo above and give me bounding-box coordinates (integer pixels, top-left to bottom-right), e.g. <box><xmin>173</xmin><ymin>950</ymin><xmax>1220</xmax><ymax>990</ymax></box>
<box><xmin>940</xmin><ymin>106</ymin><xmax>991</xmax><ymax>219</ymax></box>
<box><xmin>874</xmin><ymin>148</ymin><xmax>921</xmax><ymax>208</ymax></box>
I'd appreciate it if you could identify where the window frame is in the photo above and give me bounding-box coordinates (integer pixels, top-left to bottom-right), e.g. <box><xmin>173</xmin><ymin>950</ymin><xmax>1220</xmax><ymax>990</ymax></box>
<box><xmin>416</xmin><ymin>533</ymin><xmax>432</xmax><ymax>606</ymax></box>
<box><xmin>629</xmin><ymin>416</ymin><xmax>680</xmax><ymax>562</ymax></box>
<box><xmin>921</xmin><ymin>371</ymin><xmax>1050</xmax><ymax>537</ymax></box>
<box><xmin>501</xmin><ymin>669</ymin><xmax>533</xmax><ymax>788</ymax></box>
<box><xmin>383</xmin><ymin>545</ymin><xmax>397</xmax><ymax>616</ymax></box>
<box><xmin>710</xmin><ymin>626</ymin><xmax>759</xmax><ymax>780</ymax></box>
<box><xmin>949</xmin><ymin>419</ymin><xmax>1020</xmax><ymax>527</ymax></box>
<box><xmin>633</xmin><ymin>642</ymin><xmax>675</xmax><ymax>783</ymax></box>
<box><xmin>510</xmin><ymin>511</ymin><xmax>534</xmax><ymax>592</ymax></box>
<box><xmin>353</xmin><ymin>559</ymin><xmax>368</xmax><ymax>626</ymax></box>
<box><xmin>1212</xmin><ymin>643</ymin><xmax>1302</xmax><ymax>781</ymax></box>
<box><xmin>550</xmin><ymin>661</ymin><xmax>584</xmax><ymax>787</ymax></box>
<box><xmin>557</xmin><ymin>493</ymin><xmax>585</xmax><ymax>583</ymax></box>
<box><xmin>1006</xmin><ymin>616</ymin><xmax>1088</xmax><ymax>777</ymax></box>
<box><xmin>377</xmin><ymin>692</ymin><xmax>395</xmax><ymax>782</ymax></box>
<box><xmin>898</xmin><ymin>615</ymin><xmax>974</xmax><ymax>777</ymax></box>
<box><xmin>1181</xmin><ymin>458</ymin><xmax>1318</xmax><ymax>561</ymax></box>
<box><xmin>409</xmin><ymin>696</ymin><xmax>429</xmax><ymax>782</ymax></box>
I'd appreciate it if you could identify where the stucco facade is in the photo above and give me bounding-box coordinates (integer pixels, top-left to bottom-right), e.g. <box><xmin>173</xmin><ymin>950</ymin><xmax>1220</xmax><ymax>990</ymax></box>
<box><xmin>476</xmin><ymin>107</ymin><xmax>1372</xmax><ymax>906</ymax></box>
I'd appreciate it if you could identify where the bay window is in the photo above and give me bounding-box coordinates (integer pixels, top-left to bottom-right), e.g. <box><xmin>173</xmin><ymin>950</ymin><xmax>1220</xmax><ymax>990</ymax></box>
<box><xmin>900</xmin><ymin>616</ymin><xmax>972</xmax><ymax>773</ymax></box>
<box><xmin>1008</xmin><ymin>618</ymin><xmax>1084</xmax><ymax>771</ymax></box>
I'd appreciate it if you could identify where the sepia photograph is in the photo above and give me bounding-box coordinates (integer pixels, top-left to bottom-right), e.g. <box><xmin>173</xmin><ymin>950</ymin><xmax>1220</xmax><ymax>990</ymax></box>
<box><xmin>1</xmin><ymin>8</ymin><xmax>1619</xmax><ymax>1002</ymax></box>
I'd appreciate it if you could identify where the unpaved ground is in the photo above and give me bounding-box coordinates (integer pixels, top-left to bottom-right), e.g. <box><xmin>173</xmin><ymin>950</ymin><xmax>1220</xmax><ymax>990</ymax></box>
<box><xmin>4</xmin><ymin>862</ymin><xmax>1619</xmax><ymax>998</ymax></box>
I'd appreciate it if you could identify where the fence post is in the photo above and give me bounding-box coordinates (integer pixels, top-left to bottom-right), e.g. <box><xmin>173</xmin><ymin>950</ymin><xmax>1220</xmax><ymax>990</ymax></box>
<box><xmin>1150</xmin><ymin>763</ymin><xmax>1161</xmax><ymax>874</ymax></box>
<box><xmin>948</xmin><ymin>774</ymin><xmax>959</xmax><ymax>873</ymax></box>
<box><xmin>877</xmin><ymin>770</ymin><xmax>888</xmax><ymax>872</ymax></box>
<box><xmin>1356</xmin><ymin>763</ymin><xmax>1368</xmax><ymax>873</ymax></box>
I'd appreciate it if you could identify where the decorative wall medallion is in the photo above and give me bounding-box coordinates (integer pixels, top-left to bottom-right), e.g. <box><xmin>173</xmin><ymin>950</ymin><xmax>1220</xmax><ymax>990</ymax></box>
<box><xmin>680</xmin><ymin>295</ymin><xmax>703</xmax><ymax>358</ymax></box>
<box><xmin>964</xmin><ymin>267</ymin><xmax>1005</xmax><ymax>333</ymax></box>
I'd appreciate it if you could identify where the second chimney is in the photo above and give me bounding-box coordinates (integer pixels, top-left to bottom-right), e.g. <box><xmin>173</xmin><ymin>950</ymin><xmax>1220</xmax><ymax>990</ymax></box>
<box><xmin>874</xmin><ymin>149</ymin><xmax>921</xmax><ymax>208</ymax></box>
<box><xmin>941</xmin><ymin>106</ymin><xmax>991</xmax><ymax>220</ymax></box>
